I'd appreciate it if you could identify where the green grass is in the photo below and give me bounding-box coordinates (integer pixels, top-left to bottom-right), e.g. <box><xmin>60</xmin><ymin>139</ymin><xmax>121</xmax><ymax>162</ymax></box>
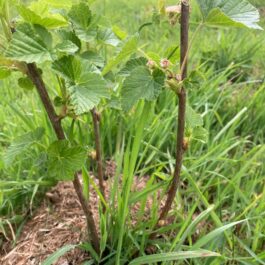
<box><xmin>1</xmin><ymin>0</ymin><xmax>265</xmax><ymax>264</ymax></box>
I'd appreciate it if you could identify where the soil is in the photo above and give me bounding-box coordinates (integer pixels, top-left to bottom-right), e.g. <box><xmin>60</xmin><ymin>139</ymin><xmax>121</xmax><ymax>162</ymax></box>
<box><xmin>0</xmin><ymin>175</ymin><xmax>157</xmax><ymax>265</ymax></box>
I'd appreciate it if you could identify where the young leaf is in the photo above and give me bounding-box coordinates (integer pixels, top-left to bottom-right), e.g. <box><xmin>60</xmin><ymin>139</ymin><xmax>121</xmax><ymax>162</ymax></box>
<box><xmin>102</xmin><ymin>34</ymin><xmax>139</xmax><ymax>75</ymax></box>
<box><xmin>196</xmin><ymin>0</ymin><xmax>262</xmax><ymax>29</ymax></box>
<box><xmin>0</xmin><ymin>67</ymin><xmax>11</xmax><ymax>79</ymax></box>
<box><xmin>186</xmin><ymin>105</ymin><xmax>203</xmax><ymax>129</ymax></box>
<box><xmin>17</xmin><ymin>4</ymin><xmax>67</xmax><ymax>29</ymax></box>
<box><xmin>5</xmin><ymin>23</ymin><xmax>52</xmax><ymax>63</ymax></box>
<box><xmin>47</xmin><ymin>140</ymin><xmax>87</xmax><ymax>181</ymax></box>
<box><xmin>191</xmin><ymin>126</ymin><xmax>209</xmax><ymax>143</ymax></box>
<box><xmin>4</xmin><ymin>127</ymin><xmax>45</xmax><ymax>166</ymax></box>
<box><xmin>68</xmin><ymin>2</ymin><xmax>97</xmax><ymax>42</ymax></box>
<box><xmin>18</xmin><ymin>77</ymin><xmax>34</xmax><ymax>91</ymax></box>
<box><xmin>40</xmin><ymin>0</ymin><xmax>72</xmax><ymax>8</ymax></box>
<box><xmin>121</xmin><ymin>66</ymin><xmax>165</xmax><ymax>111</ymax></box>
<box><xmin>69</xmin><ymin>73</ymin><xmax>109</xmax><ymax>115</ymax></box>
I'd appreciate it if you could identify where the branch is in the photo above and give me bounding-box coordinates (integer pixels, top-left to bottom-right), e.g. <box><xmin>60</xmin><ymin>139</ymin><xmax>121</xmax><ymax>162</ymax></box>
<box><xmin>151</xmin><ymin>0</ymin><xmax>190</xmax><ymax>239</ymax></box>
<box><xmin>27</xmin><ymin>63</ymin><xmax>100</xmax><ymax>254</ymax></box>
<box><xmin>91</xmin><ymin>108</ymin><xmax>106</xmax><ymax>211</ymax></box>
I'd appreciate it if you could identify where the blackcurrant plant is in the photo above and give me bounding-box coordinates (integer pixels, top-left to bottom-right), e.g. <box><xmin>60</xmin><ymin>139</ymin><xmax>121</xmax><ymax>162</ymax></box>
<box><xmin>0</xmin><ymin>0</ymin><xmax>262</xmax><ymax>263</ymax></box>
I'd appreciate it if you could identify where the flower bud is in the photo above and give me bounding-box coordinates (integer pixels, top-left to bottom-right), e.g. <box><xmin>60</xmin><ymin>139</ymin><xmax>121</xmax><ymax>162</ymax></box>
<box><xmin>146</xmin><ymin>59</ymin><xmax>156</xmax><ymax>69</ymax></box>
<box><xmin>160</xmin><ymin>58</ymin><xmax>170</xmax><ymax>69</ymax></box>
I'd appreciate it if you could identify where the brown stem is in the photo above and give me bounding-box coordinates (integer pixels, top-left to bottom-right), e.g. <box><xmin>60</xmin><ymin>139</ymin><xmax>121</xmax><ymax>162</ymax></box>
<box><xmin>27</xmin><ymin>63</ymin><xmax>100</xmax><ymax>254</ymax></box>
<box><xmin>150</xmin><ymin>0</ymin><xmax>189</xmax><ymax>239</ymax></box>
<box><xmin>91</xmin><ymin>108</ymin><xmax>106</xmax><ymax>211</ymax></box>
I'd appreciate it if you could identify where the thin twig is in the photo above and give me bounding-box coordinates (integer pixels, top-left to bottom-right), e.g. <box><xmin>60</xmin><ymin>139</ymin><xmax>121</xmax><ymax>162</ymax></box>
<box><xmin>91</xmin><ymin>108</ymin><xmax>106</xmax><ymax>212</ymax></box>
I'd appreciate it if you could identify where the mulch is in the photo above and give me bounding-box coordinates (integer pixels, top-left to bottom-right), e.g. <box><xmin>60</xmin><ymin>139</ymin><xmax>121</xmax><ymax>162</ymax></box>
<box><xmin>0</xmin><ymin>175</ymin><xmax>159</xmax><ymax>265</ymax></box>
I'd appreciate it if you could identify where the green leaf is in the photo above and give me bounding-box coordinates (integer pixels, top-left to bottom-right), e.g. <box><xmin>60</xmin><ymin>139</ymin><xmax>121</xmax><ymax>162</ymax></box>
<box><xmin>52</xmin><ymin>55</ymin><xmax>81</xmax><ymax>82</ymax></box>
<box><xmin>5</xmin><ymin>23</ymin><xmax>52</xmax><ymax>63</ymax></box>
<box><xmin>0</xmin><ymin>66</ymin><xmax>11</xmax><ymax>79</ymax></box>
<box><xmin>191</xmin><ymin>126</ymin><xmax>209</xmax><ymax>143</ymax></box>
<box><xmin>58</xmin><ymin>30</ymin><xmax>82</xmax><ymax>51</ymax></box>
<box><xmin>4</xmin><ymin>127</ymin><xmax>45</xmax><ymax>166</ymax></box>
<box><xmin>18</xmin><ymin>77</ymin><xmax>34</xmax><ymax>90</ymax></box>
<box><xmin>112</xmin><ymin>25</ymin><xmax>127</xmax><ymax>40</ymax></box>
<box><xmin>97</xmin><ymin>27</ymin><xmax>120</xmax><ymax>47</ymax></box>
<box><xmin>69</xmin><ymin>73</ymin><xmax>109</xmax><ymax>115</ymax></box>
<box><xmin>47</xmin><ymin>140</ymin><xmax>87</xmax><ymax>181</ymax></box>
<box><xmin>186</xmin><ymin>105</ymin><xmax>203</xmax><ymax>129</ymax></box>
<box><xmin>40</xmin><ymin>0</ymin><xmax>72</xmax><ymax>8</ymax></box>
<box><xmin>129</xmin><ymin>181</ymin><xmax>166</xmax><ymax>204</ymax></box>
<box><xmin>196</xmin><ymin>0</ymin><xmax>262</xmax><ymax>29</ymax></box>
<box><xmin>106</xmin><ymin>95</ymin><xmax>122</xmax><ymax>110</ymax></box>
<box><xmin>129</xmin><ymin>250</ymin><xmax>221</xmax><ymax>265</ymax></box>
<box><xmin>191</xmin><ymin>220</ymin><xmax>246</xmax><ymax>249</ymax></box>
<box><xmin>102</xmin><ymin>34</ymin><xmax>139</xmax><ymax>75</ymax></box>
<box><xmin>68</xmin><ymin>2</ymin><xmax>97</xmax><ymax>42</ymax></box>
<box><xmin>121</xmin><ymin>66</ymin><xmax>165</xmax><ymax>111</ymax></box>
<box><xmin>119</xmin><ymin>57</ymin><xmax>148</xmax><ymax>76</ymax></box>
<box><xmin>81</xmin><ymin>51</ymin><xmax>105</xmax><ymax>68</ymax></box>
<box><xmin>41</xmin><ymin>245</ymin><xmax>76</xmax><ymax>265</ymax></box>
<box><xmin>55</xmin><ymin>40</ymin><xmax>79</xmax><ymax>53</ymax></box>
<box><xmin>17</xmin><ymin>4</ymin><xmax>67</xmax><ymax>29</ymax></box>
<box><xmin>33</xmin><ymin>24</ymin><xmax>53</xmax><ymax>49</ymax></box>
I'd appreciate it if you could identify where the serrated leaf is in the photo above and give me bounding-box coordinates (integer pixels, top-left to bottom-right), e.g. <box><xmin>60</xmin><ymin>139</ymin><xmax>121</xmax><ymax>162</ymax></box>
<box><xmin>97</xmin><ymin>27</ymin><xmax>120</xmax><ymax>47</ymax></box>
<box><xmin>5</xmin><ymin>23</ymin><xmax>52</xmax><ymax>63</ymax></box>
<box><xmin>4</xmin><ymin>127</ymin><xmax>45</xmax><ymax>166</ymax></box>
<box><xmin>69</xmin><ymin>73</ymin><xmax>109</xmax><ymax>115</ymax></box>
<box><xmin>191</xmin><ymin>126</ymin><xmax>209</xmax><ymax>143</ymax></box>
<box><xmin>146</xmin><ymin>52</ymin><xmax>161</xmax><ymax>65</ymax></box>
<box><xmin>17</xmin><ymin>4</ymin><xmax>67</xmax><ymax>29</ymax></box>
<box><xmin>186</xmin><ymin>105</ymin><xmax>203</xmax><ymax>129</ymax></box>
<box><xmin>55</xmin><ymin>40</ymin><xmax>79</xmax><ymax>53</ymax></box>
<box><xmin>119</xmin><ymin>57</ymin><xmax>148</xmax><ymax>76</ymax></box>
<box><xmin>33</xmin><ymin>24</ymin><xmax>53</xmax><ymax>49</ymax></box>
<box><xmin>106</xmin><ymin>95</ymin><xmax>122</xmax><ymax>110</ymax></box>
<box><xmin>52</xmin><ymin>55</ymin><xmax>81</xmax><ymax>82</ymax></box>
<box><xmin>68</xmin><ymin>2</ymin><xmax>97</xmax><ymax>42</ymax></box>
<box><xmin>102</xmin><ymin>35</ymin><xmax>138</xmax><ymax>75</ymax></box>
<box><xmin>196</xmin><ymin>0</ymin><xmax>262</xmax><ymax>29</ymax></box>
<box><xmin>47</xmin><ymin>140</ymin><xmax>87</xmax><ymax>181</ymax></box>
<box><xmin>18</xmin><ymin>76</ymin><xmax>34</xmax><ymax>90</ymax></box>
<box><xmin>58</xmin><ymin>30</ymin><xmax>81</xmax><ymax>51</ymax></box>
<box><xmin>0</xmin><ymin>67</ymin><xmax>11</xmax><ymax>79</ymax></box>
<box><xmin>121</xmin><ymin>66</ymin><xmax>165</xmax><ymax>111</ymax></box>
<box><xmin>81</xmin><ymin>51</ymin><xmax>105</xmax><ymax>68</ymax></box>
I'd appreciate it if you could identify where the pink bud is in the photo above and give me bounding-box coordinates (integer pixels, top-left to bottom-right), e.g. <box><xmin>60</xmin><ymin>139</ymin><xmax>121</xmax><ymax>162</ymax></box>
<box><xmin>147</xmin><ymin>60</ymin><xmax>156</xmax><ymax>68</ymax></box>
<box><xmin>160</xmin><ymin>59</ymin><xmax>170</xmax><ymax>69</ymax></box>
